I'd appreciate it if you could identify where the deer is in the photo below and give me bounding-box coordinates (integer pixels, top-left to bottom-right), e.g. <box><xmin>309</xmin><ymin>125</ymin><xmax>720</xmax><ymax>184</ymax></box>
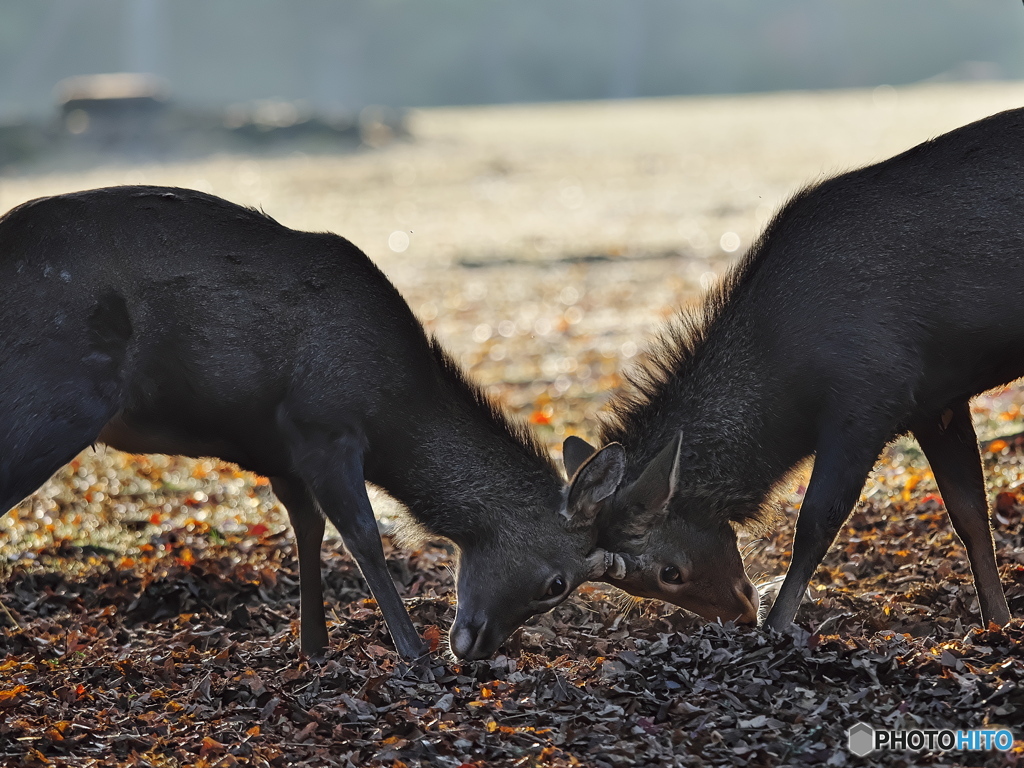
<box><xmin>0</xmin><ymin>185</ymin><xmax>626</xmax><ymax>661</ymax></box>
<box><xmin>564</xmin><ymin>107</ymin><xmax>1024</xmax><ymax>632</ymax></box>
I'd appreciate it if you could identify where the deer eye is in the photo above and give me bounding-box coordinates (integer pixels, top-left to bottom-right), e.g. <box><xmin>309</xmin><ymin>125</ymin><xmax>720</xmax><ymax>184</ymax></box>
<box><xmin>544</xmin><ymin>576</ymin><xmax>567</xmax><ymax>598</ymax></box>
<box><xmin>660</xmin><ymin>565</ymin><xmax>684</xmax><ymax>584</ymax></box>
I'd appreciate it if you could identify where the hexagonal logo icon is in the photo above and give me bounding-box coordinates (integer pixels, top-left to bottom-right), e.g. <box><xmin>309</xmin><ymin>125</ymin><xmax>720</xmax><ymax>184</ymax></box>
<box><xmin>848</xmin><ymin>722</ymin><xmax>875</xmax><ymax>756</ymax></box>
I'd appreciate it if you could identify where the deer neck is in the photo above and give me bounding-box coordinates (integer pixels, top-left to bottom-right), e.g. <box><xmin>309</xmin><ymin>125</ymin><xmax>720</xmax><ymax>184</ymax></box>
<box><xmin>603</xmin><ymin>319</ymin><xmax>814</xmax><ymax>517</ymax></box>
<box><xmin>365</xmin><ymin>386</ymin><xmax>562</xmax><ymax>546</ymax></box>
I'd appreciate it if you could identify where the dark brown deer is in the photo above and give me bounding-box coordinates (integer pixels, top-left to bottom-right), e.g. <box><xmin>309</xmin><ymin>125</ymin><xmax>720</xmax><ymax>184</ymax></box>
<box><xmin>0</xmin><ymin>186</ymin><xmax>625</xmax><ymax>660</ymax></box>
<box><xmin>565</xmin><ymin>107</ymin><xmax>1023</xmax><ymax>632</ymax></box>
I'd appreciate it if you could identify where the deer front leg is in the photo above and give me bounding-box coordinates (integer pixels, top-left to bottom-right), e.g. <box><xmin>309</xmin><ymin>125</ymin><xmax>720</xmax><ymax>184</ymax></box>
<box><xmin>272</xmin><ymin>475</ymin><xmax>329</xmax><ymax>655</ymax></box>
<box><xmin>765</xmin><ymin>421</ymin><xmax>886</xmax><ymax>631</ymax></box>
<box><xmin>278</xmin><ymin>413</ymin><xmax>427</xmax><ymax>660</ymax></box>
<box><xmin>911</xmin><ymin>402</ymin><xmax>1010</xmax><ymax>627</ymax></box>
<box><xmin>313</xmin><ymin>457</ymin><xmax>426</xmax><ymax>659</ymax></box>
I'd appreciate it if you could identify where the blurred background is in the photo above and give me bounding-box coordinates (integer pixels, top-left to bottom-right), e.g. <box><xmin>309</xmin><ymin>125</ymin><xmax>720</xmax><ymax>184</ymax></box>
<box><xmin>2</xmin><ymin>1</ymin><xmax>1024</xmax><ymax>166</ymax></box>
<box><xmin>2</xmin><ymin>0</ymin><xmax>1024</xmax><ymax>546</ymax></box>
<box><xmin>2</xmin><ymin>0</ymin><xmax>1024</xmax><ymax>118</ymax></box>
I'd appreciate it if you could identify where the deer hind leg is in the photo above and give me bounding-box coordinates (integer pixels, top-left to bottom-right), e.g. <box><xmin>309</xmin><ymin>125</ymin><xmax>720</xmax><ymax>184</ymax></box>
<box><xmin>271</xmin><ymin>475</ymin><xmax>329</xmax><ymax>655</ymax></box>
<box><xmin>1</xmin><ymin>291</ymin><xmax>131</xmax><ymax>514</ymax></box>
<box><xmin>0</xmin><ymin>368</ymin><xmax>122</xmax><ymax>517</ymax></box>
<box><xmin>911</xmin><ymin>401</ymin><xmax>1010</xmax><ymax>627</ymax></box>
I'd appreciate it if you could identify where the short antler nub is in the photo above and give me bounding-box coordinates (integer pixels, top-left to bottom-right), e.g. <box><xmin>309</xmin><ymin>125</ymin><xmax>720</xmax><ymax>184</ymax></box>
<box><xmin>586</xmin><ymin>549</ymin><xmax>630</xmax><ymax>580</ymax></box>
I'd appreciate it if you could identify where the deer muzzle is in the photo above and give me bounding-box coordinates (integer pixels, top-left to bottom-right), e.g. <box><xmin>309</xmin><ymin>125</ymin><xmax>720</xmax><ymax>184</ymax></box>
<box><xmin>449</xmin><ymin>614</ymin><xmax>498</xmax><ymax>660</ymax></box>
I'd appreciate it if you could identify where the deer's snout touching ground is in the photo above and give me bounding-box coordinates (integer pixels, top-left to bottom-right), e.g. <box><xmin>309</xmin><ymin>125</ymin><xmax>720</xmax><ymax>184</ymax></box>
<box><xmin>676</xmin><ymin>576</ymin><xmax>759</xmax><ymax>626</ymax></box>
<box><xmin>449</xmin><ymin>614</ymin><xmax>495</xmax><ymax>660</ymax></box>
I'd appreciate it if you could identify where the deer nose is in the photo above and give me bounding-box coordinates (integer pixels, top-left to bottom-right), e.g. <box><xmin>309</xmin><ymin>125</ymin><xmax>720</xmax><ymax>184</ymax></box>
<box><xmin>736</xmin><ymin>580</ymin><xmax>760</xmax><ymax>625</ymax></box>
<box><xmin>449</xmin><ymin>616</ymin><xmax>491</xmax><ymax>660</ymax></box>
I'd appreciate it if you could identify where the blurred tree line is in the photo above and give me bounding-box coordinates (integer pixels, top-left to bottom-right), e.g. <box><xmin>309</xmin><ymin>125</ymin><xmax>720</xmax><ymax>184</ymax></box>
<box><xmin>1</xmin><ymin>0</ymin><xmax>1022</xmax><ymax>119</ymax></box>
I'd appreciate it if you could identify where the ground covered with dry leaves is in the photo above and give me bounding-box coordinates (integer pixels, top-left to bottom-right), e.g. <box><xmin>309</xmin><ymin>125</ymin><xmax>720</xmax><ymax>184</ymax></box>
<box><xmin>3</xmin><ymin>84</ymin><xmax>1024</xmax><ymax>766</ymax></box>
<box><xmin>1</xmin><ymin>445</ymin><xmax>1024</xmax><ymax>768</ymax></box>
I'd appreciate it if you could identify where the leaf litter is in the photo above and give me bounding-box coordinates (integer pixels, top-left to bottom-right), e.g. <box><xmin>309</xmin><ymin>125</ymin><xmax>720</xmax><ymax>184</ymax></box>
<box><xmin>2</xmin><ymin>374</ymin><xmax>1023</xmax><ymax>768</ymax></box>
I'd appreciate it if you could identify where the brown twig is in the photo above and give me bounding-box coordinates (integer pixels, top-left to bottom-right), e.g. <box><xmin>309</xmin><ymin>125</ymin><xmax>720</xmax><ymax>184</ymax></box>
<box><xmin>0</xmin><ymin>597</ymin><xmax>23</xmax><ymax>629</ymax></box>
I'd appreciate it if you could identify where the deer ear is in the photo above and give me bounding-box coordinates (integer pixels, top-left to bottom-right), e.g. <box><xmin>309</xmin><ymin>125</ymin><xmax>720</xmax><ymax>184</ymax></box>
<box><xmin>562</xmin><ymin>435</ymin><xmax>597</xmax><ymax>479</ymax></box>
<box><xmin>564</xmin><ymin>442</ymin><xmax>626</xmax><ymax>528</ymax></box>
<box><xmin>619</xmin><ymin>432</ymin><xmax>682</xmax><ymax>525</ymax></box>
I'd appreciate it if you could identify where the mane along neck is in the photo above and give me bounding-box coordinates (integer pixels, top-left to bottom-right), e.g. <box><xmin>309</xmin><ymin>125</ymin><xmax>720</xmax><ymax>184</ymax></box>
<box><xmin>598</xmin><ymin>216</ymin><xmax>816</xmax><ymax>528</ymax></box>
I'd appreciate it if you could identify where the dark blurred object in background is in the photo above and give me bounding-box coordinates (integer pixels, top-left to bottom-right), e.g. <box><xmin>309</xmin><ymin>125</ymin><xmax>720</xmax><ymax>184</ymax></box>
<box><xmin>0</xmin><ymin>72</ymin><xmax>406</xmax><ymax>168</ymax></box>
<box><xmin>57</xmin><ymin>73</ymin><xmax>170</xmax><ymax>152</ymax></box>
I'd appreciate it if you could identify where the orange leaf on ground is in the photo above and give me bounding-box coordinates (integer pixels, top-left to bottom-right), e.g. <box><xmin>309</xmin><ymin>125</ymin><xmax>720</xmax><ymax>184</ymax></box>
<box><xmin>423</xmin><ymin>624</ymin><xmax>442</xmax><ymax>652</ymax></box>
<box><xmin>0</xmin><ymin>685</ymin><xmax>28</xmax><ymax>702</ymax></box>
<box><xmin>199</xmin><ymin>737</ymin><xmax>225</xmax><ymax>756</ymax></box>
